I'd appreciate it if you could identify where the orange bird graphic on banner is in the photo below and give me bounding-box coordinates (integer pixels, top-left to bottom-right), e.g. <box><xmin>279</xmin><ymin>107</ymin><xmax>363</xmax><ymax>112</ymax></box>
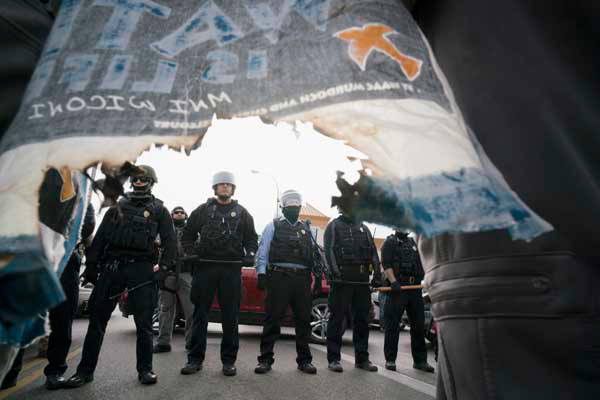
<box><xmin>335</xmin><ymin>23</ymin><xmax>422</xmax><ymax>81</ymax></box>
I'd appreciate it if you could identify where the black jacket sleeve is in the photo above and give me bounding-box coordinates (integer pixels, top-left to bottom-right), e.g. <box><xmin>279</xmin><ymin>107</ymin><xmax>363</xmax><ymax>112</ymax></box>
<box><xmin>81</xmin><ymin>202</ymin><xmax>96</xmax><ymax>242</ymax></box>
<box><xmin>241</xmin><ymin>207</ymin><xmax>258</xmax><ymax>255</ymax></box>
<box><xmin>181</xmin><ymin>205</ymin><xmax>203</xmax><ymax>257</ymax></box>
<box><xmin>324</xmin><ymin>220</ymin><xmax>340</xmax><ymax>275</ymax></box>
<box><xmin>381</xmin><ymin>237</ymin><xmax>395</xmax><ymax>271</ymax></box>
<box><xmin>157</xmin><ymin>206</ymin><xmax>176</xmax><ymax>267</ymax></box>
<box><xmin>85</xmin><ymin>207</ymin><xmax>117</xmax><ymax>265</ymax></box>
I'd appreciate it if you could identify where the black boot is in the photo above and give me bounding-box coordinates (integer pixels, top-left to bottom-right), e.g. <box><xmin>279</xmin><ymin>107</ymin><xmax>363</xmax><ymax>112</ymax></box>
<box><xmin>413</xmin><ymin>362</ymin><xmax>435</xmax><ymax>373</ymax></box>
<box><xmin>254</xmin><ymin>363</ymin><xmax>272</xmax><ymax>374</ymax></box>
<box><xmin>385</xmin><ymin>361</ymin><xmax>397</xmax><ymax>371</ymax></box>
<box><xmin>355</xmin><ymin>360</ymin><xmax>378</xmax><ymax>372</ymax></box>
<box><xmin>222</xmin><ymin>364</ymin><xmax>237</xmax><ymax>376</ymax></box>
<box><xmin>298</xmin><ymin>363</ymin><xmax>317</xmax><ymax>374</ymax></box>
<box><xmin>153</xmin><ymin>344</ymin><xmax>171</xmax><ymax>353</ymax></box>
<box><xmin>45</xmin><ymin>374</ymin><xmax>66</xmax><ymax>390</ymax></box>
<box><xmin>64</xmin><ymin>373</ymin><xmax>93</xmax><ymax>388</ymax></box>
<box><xmin>138</xmin><ymin>371</ymin><xmax>157</xmax><ymax>385</ymax></box>
<box><xmin>180</xmin><ymin>361</ymin><xmax>202</xmax><ymax>375</ymax></box>
<box><xmin>328</xmin><ymin>361</ymin><xmax>343</xmax><ymax>372</ymax></box>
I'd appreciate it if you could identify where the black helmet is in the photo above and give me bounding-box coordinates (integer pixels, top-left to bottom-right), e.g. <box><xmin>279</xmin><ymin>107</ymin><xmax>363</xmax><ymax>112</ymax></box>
<box><xmin>130</xmin><ymin>164</ymin><xmax>157</xmax><ymax>193</ymax></box>
<box><xmin>134</xmin><ymin>165</ymin><xmax>158</xmax><ymax>183</ymax></box>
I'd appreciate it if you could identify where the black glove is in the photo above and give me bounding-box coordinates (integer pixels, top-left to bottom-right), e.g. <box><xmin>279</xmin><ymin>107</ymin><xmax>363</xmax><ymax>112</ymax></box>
<box><xmin>257</xmin><ymin>273</ymin><xmax>266</xmax><ymax>290</ymax></box>
<box><xmin>371</xmin><ymin>275</ymin><xmax>383</xmax><ymax>288</ymax></box>
<box><xmin>328</xmin><ymin>267</ymin><xmax>341</xmax><ymax>282</ymax></box>
<box><xmin>81</xmin><ymin>263</ymin><xmax>99</xmax><ymax>286</ymax></box>
<box><xmin>155</xmin><ymin>264</ymin><xmax>170</xmax><ymax>283</ymax></box>
<box><xmin>391</xmin><ymin>281</ymin><xmax>403</xmax><ymax>293</ymax></box>
<box><xmin>242</xmin><ymin>253</ymin><xmax>255</xmax><ymax>267</ymax></box>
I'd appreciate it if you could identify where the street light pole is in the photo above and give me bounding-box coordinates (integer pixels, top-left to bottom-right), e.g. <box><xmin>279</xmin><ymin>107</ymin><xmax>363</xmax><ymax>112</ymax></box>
<box><xmin>251</xmin><ymin>169</ymin><xmax>280</xmax><ymax>218</ymax></box>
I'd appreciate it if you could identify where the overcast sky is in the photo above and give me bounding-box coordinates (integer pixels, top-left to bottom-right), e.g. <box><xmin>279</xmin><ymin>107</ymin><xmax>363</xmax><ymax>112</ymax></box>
<box><xmin>91</xmin><ymin>116</ymin><xmax>392</xmax><ymax>238</ymax></box>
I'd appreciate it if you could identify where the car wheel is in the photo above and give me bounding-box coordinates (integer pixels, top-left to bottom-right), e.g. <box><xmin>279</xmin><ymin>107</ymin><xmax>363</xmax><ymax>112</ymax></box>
<box><xmin>310</xmin><ymin>298</ymin><xmax>329</xmax><ymax>344</ymax></box>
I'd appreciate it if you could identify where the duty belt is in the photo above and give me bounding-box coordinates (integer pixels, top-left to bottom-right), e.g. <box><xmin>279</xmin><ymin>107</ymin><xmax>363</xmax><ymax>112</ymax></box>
<box><xmin>340</xmin><ymin>264</ymin><xmax>369</xmax><ymax>274</ymax></box>
<box><xmin>108</xmin><ymin>256</ymin><xmax>153</xmax><ymax>264</ymax></box>
<box><xmin>398</xmin><ymin>276</ymin><xmax>418</xmax><ymax>285</ymax></box>
<box><xmin>268</xmin><ymin>265</ymin><xmax>309</xmax><ymax>274</ymax></box>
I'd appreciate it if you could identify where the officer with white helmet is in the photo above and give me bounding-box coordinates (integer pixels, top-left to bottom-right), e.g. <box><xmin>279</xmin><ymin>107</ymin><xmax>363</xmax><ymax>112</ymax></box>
<box><xmin>180</xmin><ymin>171</ymin><xmax>258</xmax><ymax>377</ymax></box>
<box><xmin>254</xmin><ymin>190</ymin><xmax>322</xmax><ymax>375</ymax></box>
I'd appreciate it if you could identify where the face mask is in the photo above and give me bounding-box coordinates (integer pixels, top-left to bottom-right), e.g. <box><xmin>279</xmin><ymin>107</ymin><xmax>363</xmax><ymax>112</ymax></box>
<box><xmin>282</xmin><ymin>206</ymin><xmax>301</xmax><ymax>223</ymax></box>
<box><xmin>173</xmin><ymin>218</ymin><xmax>186</xmax><ymax>227</ymax></box>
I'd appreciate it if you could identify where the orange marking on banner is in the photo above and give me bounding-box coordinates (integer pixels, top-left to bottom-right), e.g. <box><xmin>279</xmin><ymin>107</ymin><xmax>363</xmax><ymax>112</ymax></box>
<box><xmin>335</xmin><ymin>24</ymin><xmax>422</xmax><ymax>81</ymax></box>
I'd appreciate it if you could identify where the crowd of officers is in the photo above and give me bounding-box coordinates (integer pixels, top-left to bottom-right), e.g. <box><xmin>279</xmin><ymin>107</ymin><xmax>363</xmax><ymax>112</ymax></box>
<box><xmin>17</xmin><ymin>165</ymin><xmax>434</xmax><ymax>391</ymax></box>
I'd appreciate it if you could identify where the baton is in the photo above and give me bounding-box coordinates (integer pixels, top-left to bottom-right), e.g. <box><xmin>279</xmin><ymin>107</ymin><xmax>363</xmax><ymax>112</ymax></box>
<box><xmin>109</xmin><ymin>280</ymin><xmax>155</xmax><ymax>300</ymax></box>
<box><xmin>374</xmin><ymin>285</ymin><xmax>423</xmax><ymax>292</ymax></box>
<box><xmin>329</xmin><ymin>279</ymin><xmax>372</xmax><ymax>285</ymax></box>
<box><xmin>182</xmin><ymin>256</ymin><xmax>243</xmax><ymax>264</ymax></box>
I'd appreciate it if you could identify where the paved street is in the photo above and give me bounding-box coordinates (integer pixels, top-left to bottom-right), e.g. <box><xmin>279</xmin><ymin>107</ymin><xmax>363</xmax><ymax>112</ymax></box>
<box><xmin>1</xmin><ymin>313</ymin><xmax>436</xmax><ymax>400</ymax></box>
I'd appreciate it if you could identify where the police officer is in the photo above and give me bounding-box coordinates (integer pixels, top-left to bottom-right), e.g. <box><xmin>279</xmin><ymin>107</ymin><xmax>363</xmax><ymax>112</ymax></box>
<box><xmin>65</xmin><ymin>165</ymin><xmax>176</xmax><ymax>387</ymax></box>
<box><xmin>154</xmin><ymin>206</ymin><xmax>195</xmax><ymax>353</ymax></box>
<box><xmin>381</xmin><ymin>231</ymin><xmax>434</xmax><ymax>373</ymax></box>
<box><xmin>324</xmin><ymin>207</ymin><xmax>382</xmax><ymax>373</ymax></box>
<box><xmin>180</xmin><ymin>171</ymin><xmax>258</xmax><ymax>377</ymax></box>
<box><xmin>43</xmin><ymin>203</ymin><xmax>96</xmax><ymax>389</ymax></box>
<box><xmin>254</xmin><ymin>190</ymin><xmax>322</xmax><ymax>375</ymax></box>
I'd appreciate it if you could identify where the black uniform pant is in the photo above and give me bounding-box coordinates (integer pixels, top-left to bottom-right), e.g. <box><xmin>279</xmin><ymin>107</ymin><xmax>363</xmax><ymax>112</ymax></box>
<box><xmin>427</xmin><ymin>254</ymin><xmax>600</xmax><ymax>400</ymax></box>
<box><xmin>44</xmin><ymin>254</ymin><xmax>81</xmax><ymax>376</ymax></box>
<box><xmin>189</xmin><ymin>264</ymin><xmax>241</xmax><ymax>365</ymax></box>
<box><xmin>258</xmin><ymin>269</ymin><xmax>312</xmax><ymax>366</ymax></box>
<box><xmin>77</xmin><ymin>261</ymin><xmax>155</xmax><ymax>375</ymax></box>
<box><xmin>326</xmin><ymin>283</ymin><xmax>371</xmax><ymax>364</ymax></box>
<box><xmin>383</xmin><ymin>290</ymin><xmax>427</xmax><ymax>364</ymax></box>
<box><xmin>0</xmin><ymin>349</ymin><xmax>24</xmax><ymax>389</ymax></box>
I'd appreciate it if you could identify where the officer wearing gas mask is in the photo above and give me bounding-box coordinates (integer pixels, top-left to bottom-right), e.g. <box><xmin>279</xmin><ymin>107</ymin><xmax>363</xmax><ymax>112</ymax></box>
<box><xmin>324</xmin><ymin>205</ymin><xmax>382</xmax><ymax>373</ymax></box>
<box><xmin>154</xmin><ymin>206</ymin><xmax>195</xmax><ymax>353</ymax></box>
<box><xmin>254</xmin><ymin>190</ymin><xmax>322</xmax><ymax>375</ymax></box>
<box><xmin>180</xmin><ymin>171</ymin><xmax>258</xmax><ymax>377</ymax></box>
<box><xmin>381</xmin><ymin>231</ymin><xmax>434</xmax><ymax>373</ymax></box>
<box><xmin>65</xmin><ymin>165</ymin><xmax>176</xmax><ymax>388</ymax></box>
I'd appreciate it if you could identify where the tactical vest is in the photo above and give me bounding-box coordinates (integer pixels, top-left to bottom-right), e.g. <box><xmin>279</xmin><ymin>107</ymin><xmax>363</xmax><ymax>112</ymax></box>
<box><xmin>174</xmin><ymin>224</ymin><xmax>185</xmax><ymax>258</ymax></box>
<box><xmin>389</xmin><ymin>235</ymin><xmax>422</xmax><ymax>281</ymax></box>
<box><xmin>198</xmin><ymin>201</ymin><xmax>243</xmax><ymax>258</ymax></box>
<box><xmin>333</xmin><ymin>219</ymin><xmax>374</xmax><ymax>265</ymax></box>
<box><xmin>269</xmin><ymin>219</ymin><xmax>312</xmax><ymax>266</ymax></box>
<box><xmin>109</xmin><ymin>197</ymin><xmax>160</xmax><ymax>252</ymax></box>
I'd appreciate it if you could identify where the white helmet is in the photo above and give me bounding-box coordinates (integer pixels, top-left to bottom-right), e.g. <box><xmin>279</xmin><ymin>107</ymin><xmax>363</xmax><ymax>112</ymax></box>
<box><xmin>280</xmin><ymin>189</ymin><xmax>303</xmax><ymax>207</ymax></box>
<box><xmin>212</xmin><ymin>171</ymin><xmax>236</xmax><ymax>187</ymax></box>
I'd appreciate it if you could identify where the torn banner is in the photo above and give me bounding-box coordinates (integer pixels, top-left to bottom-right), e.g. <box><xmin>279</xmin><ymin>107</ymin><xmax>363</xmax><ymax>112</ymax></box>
<box><xmin>0</xmin><ymin>0</ymin><xmax>551</xmax><ymax>322</ymax></box>
<box><xmin>0</xmin><ymin>169</ymin><xmax>90</xmax><ymax>345</ymax></box>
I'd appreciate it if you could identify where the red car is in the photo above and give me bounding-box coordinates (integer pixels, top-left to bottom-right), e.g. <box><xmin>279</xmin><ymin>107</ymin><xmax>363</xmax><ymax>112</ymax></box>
<box><xmin>119</xmin><ymin>267</ymin><xmax>332</xmax><ymax>344</ymax></box>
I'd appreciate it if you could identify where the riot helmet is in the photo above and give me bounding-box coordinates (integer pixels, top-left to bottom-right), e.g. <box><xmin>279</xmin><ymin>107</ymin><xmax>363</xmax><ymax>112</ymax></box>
<box><xmin>280</xmin><ymin>189</ymin><xmax>303</xmax><ymax>223</ymax></box>
<box><xmin>212</xmin><ymin>171</ymin><xmax>236</xmax><ymax>200</ymax></box>
<box><xmin>130</xmin><ymin>164</ymin><xmax>157</xmax><ymax>194</ymax></box>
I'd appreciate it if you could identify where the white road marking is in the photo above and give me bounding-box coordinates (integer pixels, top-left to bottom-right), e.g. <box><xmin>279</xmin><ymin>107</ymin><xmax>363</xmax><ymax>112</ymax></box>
<box><xmin>309</xmin><ymin>344</ymin><xmax>436</xmax><ymax>398</ymax></box>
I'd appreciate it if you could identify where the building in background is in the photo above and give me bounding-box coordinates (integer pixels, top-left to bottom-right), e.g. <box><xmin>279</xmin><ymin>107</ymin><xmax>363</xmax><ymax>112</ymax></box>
<box><xmin>300</xmin><ymin>203</ymin><xmax>330</xmax><ymax>246</ymax></box>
